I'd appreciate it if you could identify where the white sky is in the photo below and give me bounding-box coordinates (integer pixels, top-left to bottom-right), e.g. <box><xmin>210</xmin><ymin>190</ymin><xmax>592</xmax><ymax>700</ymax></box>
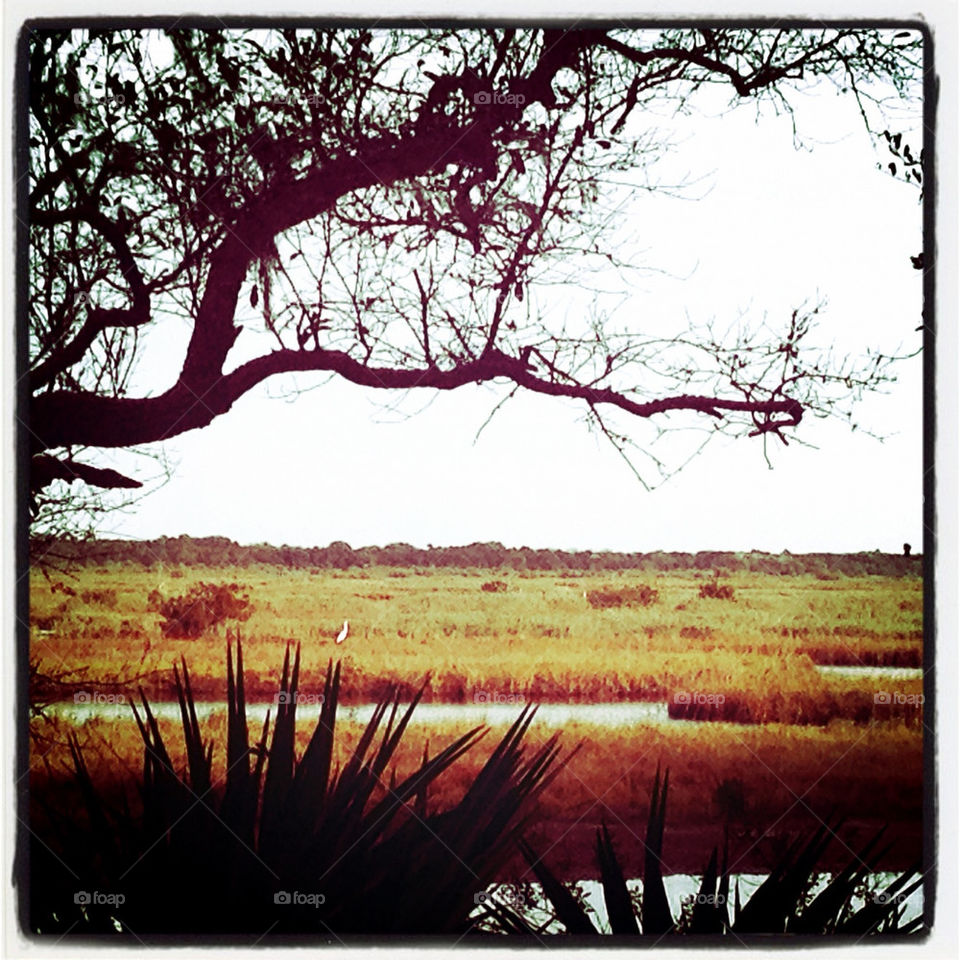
<box><xmin>85</xmin><ymin>40</ymin><xmax>925</xmax><ymax>554</ymax></box>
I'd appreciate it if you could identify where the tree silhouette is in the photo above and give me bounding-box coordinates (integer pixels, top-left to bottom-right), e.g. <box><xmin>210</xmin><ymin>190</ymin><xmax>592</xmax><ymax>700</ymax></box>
<box><xmin>23</xmin><ymin>25</ymin><xmax>922</xmax><ymax>529</ymax></box>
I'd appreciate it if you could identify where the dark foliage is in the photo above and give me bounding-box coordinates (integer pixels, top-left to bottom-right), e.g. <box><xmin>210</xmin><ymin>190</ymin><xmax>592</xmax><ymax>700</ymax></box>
<box><xmin>27</xmin><ymin>639</ymin><xmax>570</xmax><ymax>936</ymax></box>
<box><xmin>146</xmin><ymin>581</ymin><xmax>252</xmax><ymax>638</ymax></box>
<box><xmin>586</xmin><ymin>584</ymin><xmax>659</xmax><ymax>609</ymax></box>
<box><xmin>31</xmin><ymin>534</ymin><xmax>924</xmax><ymax>577</ymax></box>
<box><xmin>698</xmin><ymin>580</ymin><xmax>736</xmax><ymax>600</ymax></box>
<box><xmin>492</xmin><ymin>767</ymin><xmax>924</xmax><ymax>936</ymax></box>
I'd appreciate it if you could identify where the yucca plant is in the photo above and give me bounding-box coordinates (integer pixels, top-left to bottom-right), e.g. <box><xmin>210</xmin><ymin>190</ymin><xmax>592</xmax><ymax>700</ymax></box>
<box><xmin>28</xmin><ymin>637</ymin><xmax>571</xmax><ymax>936</ymax></box>
<box><xmin>483</xmin><ymin>765</ymin><xmax>924</xmax><ymax>937</ymax></box>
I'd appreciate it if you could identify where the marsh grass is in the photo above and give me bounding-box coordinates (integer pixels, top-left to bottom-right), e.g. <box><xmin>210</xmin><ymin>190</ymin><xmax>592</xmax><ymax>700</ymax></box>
<box><xmin>27</xmin><ymin>646</ymin><xmax>923</xmax><ymax>938</ymax></box>
<box><xmin>699</xmin><ymin>580</ymin><xmax>736</xmax><ymax>600</ymax></box>
<box><xmin>26</xmin><ymin>562</ymin><xmax>924</xmax><ymax>916</ymax></box>
<box><xmin>585</xmin><ymin>584</ymin><xmax>659</xmax><ymax>609</ymax></box>
<box><xmin>29</xmin><ymin>567</ymin><xmax>922</xmax><ymax>713</ymax></box>
<box><xmin>28</xmin><ymin>639</ymin><xmax>572</xmax><ymax>936</ymax></box>
<box><xmin>30</xmin><ymin>705</ymin><xmax>922</xmax><ymax>878</ymax></box>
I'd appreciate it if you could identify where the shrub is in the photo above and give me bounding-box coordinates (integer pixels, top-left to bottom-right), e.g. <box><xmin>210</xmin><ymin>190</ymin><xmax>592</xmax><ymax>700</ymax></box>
<box><xmin>586</xmin><ymin>584</ymin><xmax>659</xmax><ymax>609</ymax></box>
<box><xmin>48</xmin><ymin>579</ymin><xmax>77</xmax><ymax>597</ymax></box>
<box><xmin>81</xmin><ymin>588</ymin><xmax>118</xmax><ymax>608</ymax></box>
<box><xmin>698</xmin><ymin>580</ymin><xmax>735</xmax><ymax>601</ymax></box>
<box><xmin>481</xmin><ymin>580</ymin><xmax>508</xmax><ymax>593</ymax></box>
<box><xmin>147</xmin><ymin>581</ymin><xmax>252</xmax><ymax>638</ymax></box>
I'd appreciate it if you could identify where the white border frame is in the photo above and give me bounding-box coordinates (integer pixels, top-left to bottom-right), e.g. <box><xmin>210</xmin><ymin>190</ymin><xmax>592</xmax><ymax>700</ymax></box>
<box><xmin>3</xmin><ymin>4</ymin><xmax>955</xmax><ymax>958</ymax></box>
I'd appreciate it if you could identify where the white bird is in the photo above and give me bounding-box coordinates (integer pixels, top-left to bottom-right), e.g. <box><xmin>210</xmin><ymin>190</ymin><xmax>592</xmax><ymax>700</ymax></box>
<box><xmin>336</xmin><ymin>620</ymin><xmax>349</xmax><ymax>644</ymax></box>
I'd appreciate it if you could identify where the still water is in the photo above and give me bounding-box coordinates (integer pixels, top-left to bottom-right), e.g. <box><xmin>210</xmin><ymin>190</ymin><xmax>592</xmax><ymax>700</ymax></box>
<box><xmin>46</xmin><ymin>664</ymin><xmax>922</xmax><ymax>727</ymax></box>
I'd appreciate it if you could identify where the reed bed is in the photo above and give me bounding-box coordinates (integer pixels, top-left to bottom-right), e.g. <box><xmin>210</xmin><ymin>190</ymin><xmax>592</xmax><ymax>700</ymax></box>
<box><xmin>25</xmin><ymin>644</ymin><xmax>923</xmax><ymax>937</ymax></box>
<box><xmin>30</xmin><ymin>566</ymin><xmax>922</xmax><ymax>716</ymax></box>
<box><xmin>31</xmin><ymin>702</ymin><xmax>922</xmax><ymax>875</ymax></box>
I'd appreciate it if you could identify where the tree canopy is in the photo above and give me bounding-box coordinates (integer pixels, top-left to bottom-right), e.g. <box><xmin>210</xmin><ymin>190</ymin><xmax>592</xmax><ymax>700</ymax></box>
<box><xmin>24</xmin><ymin>25</ymin><xmax>923</xmax><ymax>530</ymax></box>
<box><xmin>30</xmin><ymin>531</ymin><xmax>923</xmax><ymax>578</ymax></box>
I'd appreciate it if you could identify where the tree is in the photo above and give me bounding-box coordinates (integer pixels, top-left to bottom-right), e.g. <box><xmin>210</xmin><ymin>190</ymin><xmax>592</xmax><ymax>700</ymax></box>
<box><xmin>23</xmin><ymin>26</ymin><xmax>923</xmax><ymax>530</ymax></box>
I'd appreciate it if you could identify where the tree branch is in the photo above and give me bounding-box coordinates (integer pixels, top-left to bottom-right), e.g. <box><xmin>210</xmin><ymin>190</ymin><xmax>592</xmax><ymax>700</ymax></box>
<box><xmin>30</xmin><ymin>204</ymin><xmax>151</xmax><ymax>391</ymax></box>
<box><xmin>31</xmin><ymin>344</ymin><xmax>803</xmax><ymax>462</ymax></box>
<box><xmin>31</xmin><ymin>454</ymin><xmax>143</xmax><ymax>492</ymax></box>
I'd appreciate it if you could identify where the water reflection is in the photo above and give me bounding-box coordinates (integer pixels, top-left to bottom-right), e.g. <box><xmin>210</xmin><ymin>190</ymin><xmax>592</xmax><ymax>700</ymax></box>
<box><xmin>45</xmin><ymin>699</ymin><xmax>672</xmax><ymax>727</ymax></box>
<box><xmin>42</xmin><ymin>663</ymin><xmax>923</xmax><ymax>727</ymax></box>
<box><xmin>471</xmin><ymin>872</ymin><xmax>923</xmax><ymax>932</ymax></box>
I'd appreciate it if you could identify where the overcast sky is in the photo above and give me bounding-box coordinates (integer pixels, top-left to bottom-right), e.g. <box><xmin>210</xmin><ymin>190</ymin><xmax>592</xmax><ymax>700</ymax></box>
<box><xmin>90</xmin><ymin>42</ymin><xmax>924</xmax><ymax>554</ymax></box>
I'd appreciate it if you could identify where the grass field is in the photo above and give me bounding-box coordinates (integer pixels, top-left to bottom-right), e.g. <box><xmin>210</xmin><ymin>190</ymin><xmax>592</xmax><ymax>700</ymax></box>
<box><xmin>30</xmin><ymin>565</ymin><xmax>923</xmax><ymax>712</ymax></box>
<box><xmin>28</xmin><ymin>563</ymin><xmax>924</xmax><ymax>878</ymax></box>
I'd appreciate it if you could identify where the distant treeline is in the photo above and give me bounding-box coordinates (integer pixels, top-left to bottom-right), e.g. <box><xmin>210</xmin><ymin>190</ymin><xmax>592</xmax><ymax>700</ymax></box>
<box><xmin>31</xmin><ymin>535</ymin><xmax>922</xmax><ymax>577</ymax></box>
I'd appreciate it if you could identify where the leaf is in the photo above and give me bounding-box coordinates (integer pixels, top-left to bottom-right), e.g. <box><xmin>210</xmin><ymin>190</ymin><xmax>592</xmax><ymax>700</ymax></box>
<box><xmin>519</xmin><ymin>838</ymin><xmax>599</xmax><ymax>934</ymax></box>
<box><xmin>596</xmin><ymin>824</ymin><xmax>639</xmax><ymax>934</ymax></box>
<box><xmin>641</xmin><ymin>765</ymin><xmax>673</xmax><ymax>934</ymax></box>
